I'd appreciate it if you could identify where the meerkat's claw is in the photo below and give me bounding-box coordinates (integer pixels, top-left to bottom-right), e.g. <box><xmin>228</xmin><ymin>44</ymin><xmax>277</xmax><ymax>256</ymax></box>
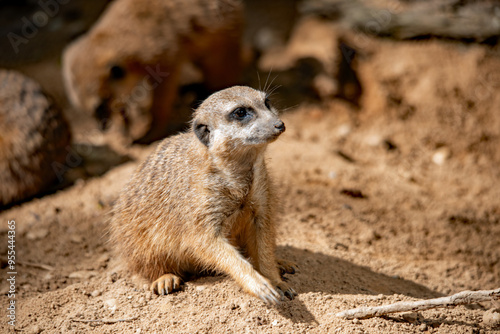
<box><xmin>255</xmin><ymin>279</ymin><xmax>281</xmax><ymax>305</ymax></box>
<box><xmin>285</xmin><ymin>289</ymin><xmax>297</xmax><ymax>300</ymax></box>
<box><xmin>277</xmin><ymin>288</ymin><xmax>285</xmax><ymax>300</ymax></box>
<box><xmin>276</xmin><ymin>281</ymin><xmax>297</xmax><ymax>301</ymax></box>
<box><xmin>277</xmin><ymin>259</ymin><xmax>298</xmax><ymax>277</ymax></box>
<box><xmin>150</xmin><ymin>273</ymin><xmax>183</xmax><ymax>295</ymax></box>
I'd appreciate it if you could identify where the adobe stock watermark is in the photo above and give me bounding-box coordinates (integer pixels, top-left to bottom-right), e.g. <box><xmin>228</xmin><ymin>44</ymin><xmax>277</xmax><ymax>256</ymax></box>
<box><xmin>6</xmin><ymin>219</ymin><xmax>16</xmax><ymax>327</ymax></box>
<box><xmin>110</xmin><ymin>64</ymin><xmax>170</xmax><ymax>112</ymax></box>
<box><xmin>7</xmin><ymin>0</ymin><xmax>70</xmax><ymax>54</ymax></box>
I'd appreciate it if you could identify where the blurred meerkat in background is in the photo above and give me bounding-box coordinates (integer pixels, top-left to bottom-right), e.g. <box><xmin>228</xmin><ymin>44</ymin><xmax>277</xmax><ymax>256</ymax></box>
<box><xmin>63</xmin><ymin>0</ymin><xmax>244</xmax><ymax>144</ymax></box>
<box><xmin>0</xmin><ymin>69</ymin><xmax>71</xmax><ymax>207</ymax></box>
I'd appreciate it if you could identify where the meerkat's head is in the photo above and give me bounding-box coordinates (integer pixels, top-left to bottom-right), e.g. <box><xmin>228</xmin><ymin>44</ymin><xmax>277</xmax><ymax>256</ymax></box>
<box><xmin>62</xmin><ymin>34</ymin><xmax>154</xmax><ymax>137</ymax></box>
<box><xmin>192</xmin><ymin>86</ymin><xmax>285</xmax><ymax>153</ymax></box>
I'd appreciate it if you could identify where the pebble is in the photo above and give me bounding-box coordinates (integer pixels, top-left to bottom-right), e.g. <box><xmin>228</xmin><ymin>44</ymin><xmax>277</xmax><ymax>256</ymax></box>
<box><xmin>26</xmin><ymin>228</ymin><xmax>49</xmax><ymax>240</ymax></box>
<box><xmin>336</xmin><ymin>124</ymin><xmax>352</xmax><ymax>137</ymax></box>
<box><xmin>352</xmin><ymin>318</ymin><xmax>361</xmax><ymax>324</ymax></box>
<box><xmin>104</xmin><ymin>298</ymin><xmax>118</xmax><ymax>313</ymax></box>
<box><xmin>328</xmin><ymin>171</ymin><xmax>337</xmax><ymax>179</ymax></box>
<box><xmin>91</xmin><ymin>290</ymin><xmax>102</xmax><ymax>297</ymax></box>
<box><xmin>358</xmin><ymin>228</ymin><xmax>379</xmax><ymax>244</ymax></box>
<box><xmin>483</xmin><ymin>309</ymin><xmax>500</xmax><ymax>327</ymax></box>
<box><xmin>402</xmin><ymin>312</ymin><xmax>419</xmax><ymax>323</ymax></box>
<box><xmin>27</xmin><ymin>325</ymin><xmax>42</xmax><ymax>334</ymax></box>
<box><xmin>240</xmin><ymin>301</ymin><xmax>250</xmax><ymax>312</ymax></box>
<box><xmin>419</xmin><ymin>323</ymin><xmax>428</xmax><ymax>331</ymax></box>
<box><xmin>365</xmin><ymin>134</ymin><xmax>382</xmax><ymax>147</ymax></box>
<box><xmin>432</xmin><ymin>147</ymin><xmax>451</xmax><ymax>165</ymax></box>
<box><xmin>97</xmin><ymin>253</ymin><xmax>110</xmax><ymax>264</ymax></box>
<box><xmin>70</xmin><ymin>234</ymin><xmax>83</xmax><ymax>243</ymax></box>
<box><xmin>145</xmin><ymin>291</ymin><xmax>152</xmax><ymax>300</ymax></box>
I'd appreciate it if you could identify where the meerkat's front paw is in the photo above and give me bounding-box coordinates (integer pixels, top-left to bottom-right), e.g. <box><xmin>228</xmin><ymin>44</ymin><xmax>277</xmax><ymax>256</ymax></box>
<box><xmin>150</xmin><ymin>273</ymin><xmax>183</xmax><ymax>295</ymax></box>
<box><xmin>276</xmin><ymin>281</ymin><xmax>297</xmax><ymax>300</ymax></box>
<box><xmin>247</xmin><ymin>273</ymin><xmax>282</xmax><ymax>305</ymax></box>
<box><xmin>277</xmin><ymin>259</ymin><xmax>298</xmax><ymax>277</ymax></box>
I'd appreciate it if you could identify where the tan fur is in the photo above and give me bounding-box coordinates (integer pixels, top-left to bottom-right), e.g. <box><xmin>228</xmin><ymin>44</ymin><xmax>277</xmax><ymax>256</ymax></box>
<box><xmin>110</xmin><ymin>86</ymin><xmax>297</xmax><ymax>303</ymax></box>
<box><xmin>0</xmin><ymin>70</ymin><xmax>71</xmax><ymax>207</ymax></box>
<box><xmin>62</xmin><ymin>0</ymin><xmax>243</xmax><ymax>143</ymax></box>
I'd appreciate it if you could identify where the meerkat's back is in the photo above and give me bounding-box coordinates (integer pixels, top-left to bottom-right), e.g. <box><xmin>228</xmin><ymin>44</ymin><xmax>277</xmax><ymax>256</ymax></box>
<box><xmin>0</xmin><ymin>70</ymin><xmax>71</xmax><ymax>207</ymax></box>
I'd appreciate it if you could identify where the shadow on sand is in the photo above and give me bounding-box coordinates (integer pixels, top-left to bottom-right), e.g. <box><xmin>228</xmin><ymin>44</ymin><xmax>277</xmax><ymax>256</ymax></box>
<box><xmin>271</xmin><ymin>245</ymin><xmax>441</xmax><ymax>324</ymax></box>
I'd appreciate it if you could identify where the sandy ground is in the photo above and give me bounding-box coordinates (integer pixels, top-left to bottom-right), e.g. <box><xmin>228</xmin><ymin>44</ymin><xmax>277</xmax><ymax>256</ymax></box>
<box><xmin>1</xmin><ymin>4</ymin><xmax>500</xmax><ymax>334</ymax></box>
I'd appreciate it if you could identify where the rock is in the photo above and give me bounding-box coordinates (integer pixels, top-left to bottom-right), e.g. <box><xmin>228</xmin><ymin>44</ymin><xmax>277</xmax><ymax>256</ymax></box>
<box><xmin>358</xmin><ymin>227</ymin><xmax>380</xmax><ymax>244</ymax></box>
<box><xmin>352</xmin><ymin>318</ymin><xmax>361</xmax><ymax>324</ymax></box>
<box><xmin>104</xmin><ymin>298</ymin><xmax>118</xmax><ymax>313</ymax></box>
<box><xmin>97</xmin><ymin>253</ymin><xmax>110</xmax><ymax>263</ymax></box>
<box><xmin>27</xmin><ymin>325</ymin><xmax>42</xmax><ymax>334</ymax></box>
<box><xmin>90</xmin><ymin>290</ymin><xmax>102</xmax><ymax>297</ymax></box>
<box><xmin>419</xmin><ymin>323</ymin><xmax>428</xmax><ymax>331</ymax></box>
<box><xmin>70</xmin><ymin>234</ymin><xmax>83</xmax><ymax>243</ymax></box>
<box><xmin>365</xmin><ymin>134</ymin><xmax>383</xmax><ymax>147</ymax></box>
<box><xmin>26</xmin><ymin>228</ymin><xmax>49</xmax><ymax>240</ymax></box>
<box><xmin>432</xmin><ymin>147</ymin><xmax>451</xmax><ymax>165</ymax></box>
<box><xmin>483</xmin><ymin>309</ymin><xmax>500</xmax><ymax>328</ymax></box>
<box><xmin>145</xmin><ymin>291</ymin><xmax>152</xmax><ymax>300</ymax></box>
<box><xmin>240</xmin><ymin>301</ymin><xmax>250</xmax><ymax>312</ymax></box>
<box><xmin>402</xmin><ymin>312</ymin><xmax>419</xmax><ymax>323</ymax></box>
<box><xmin>336</xmin><ymin>124</ymin><xmax>351</xmax><ymax>137</ymax></box>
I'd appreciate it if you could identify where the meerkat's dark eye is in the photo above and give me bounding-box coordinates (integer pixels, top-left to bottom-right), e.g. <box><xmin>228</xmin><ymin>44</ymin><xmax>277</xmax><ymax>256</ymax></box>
<box><xmin>109</xmin><ymin>65</ymin><xmax>126</xmax><ymax>80</ymax></box>
<box><xmin>230</xmin><ymin>107</ymin><xmax>253</xmax><ymax>121</ymax></box>
<box><xmin>264</xmin><ymin>97</ymin><xmax>271</xmax><ymax>110</ymax></box>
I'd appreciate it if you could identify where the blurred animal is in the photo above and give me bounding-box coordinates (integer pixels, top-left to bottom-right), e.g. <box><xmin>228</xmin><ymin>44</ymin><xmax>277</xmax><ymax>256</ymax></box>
<box><xmin>110</xmin><ymin>86</ymin><xmax>297</xmax><ymax>303</ymax></box>
<box><xmin>0</xmin><ymin>70</ymin><xmax>71</xmax><ymax>207</ymax></box>
<box><xmin>63</xmin><ymin>0</ymin><xmax>243</xmax><ymax>143</ymax></box>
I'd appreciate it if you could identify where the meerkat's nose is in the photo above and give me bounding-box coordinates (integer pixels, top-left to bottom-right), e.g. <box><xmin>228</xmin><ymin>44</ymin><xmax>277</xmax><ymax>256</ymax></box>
<box><xmin>274</xmin><ymin>120</ymin><xmax>285</xmax><ymax>133</ymax></box>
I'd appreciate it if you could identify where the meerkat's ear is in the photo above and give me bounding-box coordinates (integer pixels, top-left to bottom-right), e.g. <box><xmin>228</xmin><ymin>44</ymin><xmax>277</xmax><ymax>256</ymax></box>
<box><xmin>193</xmin><ymin>120</ymin><xmax>210</xmax><ymax>147</ymax></box>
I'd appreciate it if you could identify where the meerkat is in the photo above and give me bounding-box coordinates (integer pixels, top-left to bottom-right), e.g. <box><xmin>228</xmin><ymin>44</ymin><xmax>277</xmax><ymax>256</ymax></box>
<box><xmin>0</xmin><ymin>70</ymin><xmax>71</xmax><ymax>207</ymax></box>
<box><xmin>62</xmin><ymin>0</ymin><xmax>243</xmax><ymax>143</ymax></box>
<box><xmin>110</xmin><ymin>86</ymin><xmax>297</xmax><ymax>303</ymax></box>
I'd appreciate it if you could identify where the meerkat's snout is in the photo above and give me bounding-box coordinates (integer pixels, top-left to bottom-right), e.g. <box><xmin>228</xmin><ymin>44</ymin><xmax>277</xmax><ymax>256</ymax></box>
<box><xmin>274</xmin><ymin>120</ymin><xmax>286</xmax><ymax>134</ymax></box>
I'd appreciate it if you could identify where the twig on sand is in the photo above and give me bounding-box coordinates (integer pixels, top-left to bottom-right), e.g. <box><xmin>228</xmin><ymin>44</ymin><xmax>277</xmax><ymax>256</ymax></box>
<box><xmin>17</xmin><ymin>261</ymin><xmax>54</xmax><ymax>271</ymax></box>
<box><xmin>71</xmin><ymin>316</ymin><xmax>139</xmax><ymax>324</ymax></box>
<box><xmin>336</xmin><ymin>288</ymin><xmax>500</xmax><ymax>319</ymax></box>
